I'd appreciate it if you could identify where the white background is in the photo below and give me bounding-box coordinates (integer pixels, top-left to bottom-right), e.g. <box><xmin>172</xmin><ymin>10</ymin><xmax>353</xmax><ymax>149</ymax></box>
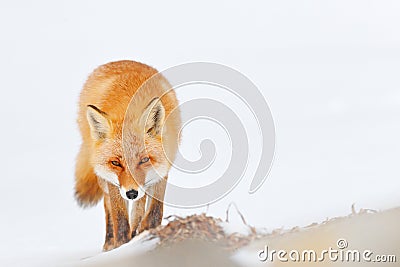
<box><xmin>0</xmin><ymin>1</ymin><xmax>399</xmax><ymax>266</ymax></box>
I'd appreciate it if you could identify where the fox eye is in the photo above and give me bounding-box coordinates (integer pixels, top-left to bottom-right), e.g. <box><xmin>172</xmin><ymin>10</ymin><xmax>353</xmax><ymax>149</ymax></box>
<box><xmin>111</xmin><ymin>161</ymin><xmax>121</xmax><ymax>167</ymax></box>
<box><xmin>139</xmin><ymin>157</ymin><xmax>150</xmax><ymax>165</ymax></box>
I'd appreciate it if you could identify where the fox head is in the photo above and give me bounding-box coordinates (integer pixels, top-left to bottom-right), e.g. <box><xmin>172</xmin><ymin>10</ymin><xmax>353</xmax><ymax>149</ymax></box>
<box><xmin>86</xmin><ymin>97</ymin><xmax>169</xmax><ymax>201</ymax></box>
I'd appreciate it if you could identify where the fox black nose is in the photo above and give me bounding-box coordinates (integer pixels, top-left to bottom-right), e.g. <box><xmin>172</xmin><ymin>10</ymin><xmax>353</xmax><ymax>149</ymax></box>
<box><xmin>126</xmin><ymin>189</ymin><xmax>138</xmax><ymax>200</ymax></box>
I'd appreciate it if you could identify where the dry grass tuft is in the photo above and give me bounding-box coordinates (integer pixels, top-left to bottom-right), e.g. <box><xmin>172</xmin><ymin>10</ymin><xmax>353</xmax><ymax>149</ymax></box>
<box><xmin>147</xmin><ymin>203</ymin><xmax>269</xmax><ymax>251</ymax></box>
<box><xmin>148</xmin><ymin>213</ymin><xmax>254</xmax><ymax>251</ymax></box>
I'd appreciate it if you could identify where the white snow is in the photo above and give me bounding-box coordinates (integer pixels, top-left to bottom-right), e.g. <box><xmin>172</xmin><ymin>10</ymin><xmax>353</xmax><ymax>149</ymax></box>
<box><xmin>220</xmin><ymin>221</ymin><xmax>253</xmax><ymax>236</ymax></box>
<box><xmin>68</xmin><ymin>232</ymin><xmax>159</xmax><ymax>267</ymax></box>
<box><xmin>231</xmin><ymin>248</ymin><xmax>271</xmax><ymax>267</ymax></box>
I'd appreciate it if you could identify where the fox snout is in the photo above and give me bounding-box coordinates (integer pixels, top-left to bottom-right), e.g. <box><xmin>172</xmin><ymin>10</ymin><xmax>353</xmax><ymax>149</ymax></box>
<box><xmin>119</xmin><ymin>186</ymin><xmax>145</xmax><ymax>201</ymax></box>
<box><xmin>126</xmin><ymin>189</ymin><xmax>138</xmax><ymax>200</ymax></box>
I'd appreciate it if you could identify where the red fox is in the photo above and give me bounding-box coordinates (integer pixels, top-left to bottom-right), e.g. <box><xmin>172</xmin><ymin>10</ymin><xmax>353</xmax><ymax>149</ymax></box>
<box><xmin>74</xmin><ymin>60</ymin><xmax>181</xmax><ymax>251</ymax></box>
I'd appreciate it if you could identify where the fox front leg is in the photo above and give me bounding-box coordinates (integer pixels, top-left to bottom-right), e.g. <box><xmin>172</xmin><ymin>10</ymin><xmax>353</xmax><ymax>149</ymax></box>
<box><xmin>129</xmin><ymin>196</ymin><xmax>146</xmax><ymax>238</ymax></box>
<box><xmin>108</xmin><ymin>184</ymin><xmax>130</xmax><ymax>249</ymax></box>
<box><xmin>138</xmin><ymin>179</ymin><xmax>166</xmax><ymax>232</ymax></box>
<box><xmin>102</xmin><ymin>193</ymin><xmax>115</xmax><ymax>251</ymax></box>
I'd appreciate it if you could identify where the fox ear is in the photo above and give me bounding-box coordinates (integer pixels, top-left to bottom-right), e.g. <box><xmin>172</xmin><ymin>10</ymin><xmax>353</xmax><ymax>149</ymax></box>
<box><xmin>140</xmin><ymin>97</ymin><xmax>165</xmax><ymax>136</ymax></box>
<box><xmin>86</xmin><ymin>105</ymin><xmax>111</xmax><ymax>140</ymax></box>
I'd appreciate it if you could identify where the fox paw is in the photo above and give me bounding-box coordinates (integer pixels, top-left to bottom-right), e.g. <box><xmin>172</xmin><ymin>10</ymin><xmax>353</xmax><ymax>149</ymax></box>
<box><xmin>103</xmin><ymin>240</ymin><xmax>115</xmax><ymax>251</ymax></box>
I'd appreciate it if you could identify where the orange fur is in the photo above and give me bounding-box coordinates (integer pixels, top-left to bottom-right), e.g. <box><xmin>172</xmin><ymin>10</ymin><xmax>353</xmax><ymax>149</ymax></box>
<box><xmin>75</xmin><ymin>60</ymin><xmax>181</xmax><ymax>250</ymax></box>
